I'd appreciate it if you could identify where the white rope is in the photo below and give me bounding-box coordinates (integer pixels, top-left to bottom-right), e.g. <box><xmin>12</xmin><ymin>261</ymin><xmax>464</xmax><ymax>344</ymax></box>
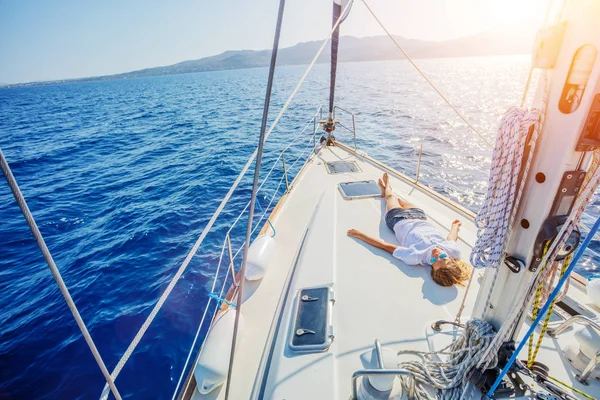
<box><xmin>476</xmin><ymin>154</ymin><xmax>600</xmax><ymax>372</ymax></box>
<box><xmin>474</xmin><ymin>70</ymin><xmax>548</xmax><ymax>322</ymax></box>
<box><xmin>454</xmin><ymin>270</ymin><xmax>475</xmax><ymax>324</ymax></box>
<box><xmin>470</xmin><ymin>107</ymin><xmax>541</xmax><ymax>270</ymax></box>
<box><xmin>397</xmin><ymin>319</ymin><xmax>496</xmax><ymax>400</ymax></box>
<box><xmin>0</xmin><ymin>149</ymin><xmax>124</xmax><ymax>400</ymax></box>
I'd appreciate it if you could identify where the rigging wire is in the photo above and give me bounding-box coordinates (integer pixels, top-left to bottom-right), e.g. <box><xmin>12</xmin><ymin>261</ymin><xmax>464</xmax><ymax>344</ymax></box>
<box><xmin>170</xmin><ymin>236</ymin><xmax>228</xmax><ymax>400</ymax></box>
<box><xmin>361</xmin><ymin>0</ymin><xmax>494</xmax><ymax>149</ymax></box>
<box><xmin>0</xmin><ymin>149</ymin><xmax>123</xmax><ymax>400</ymax></box>
<box><xmin>225</xmin><ymin>0</ymin><xmax>287</xmax><ymax>383</ymax></box>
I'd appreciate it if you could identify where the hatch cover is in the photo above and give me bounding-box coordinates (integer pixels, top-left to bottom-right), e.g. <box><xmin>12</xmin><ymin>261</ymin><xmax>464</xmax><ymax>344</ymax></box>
<box><xmin>325</xmin><ymin>160</ymin><xmax>361</xmax><ymax>174</ymax></box>
<box><xmin>289</xmin><ymin>286</ymin><xmax>335</xmax><ymax>353</ymax></box>
<box><xmin>338</xmin><ymin>180</ymin><xmax>381</xmax><ymax>200</ymax></box>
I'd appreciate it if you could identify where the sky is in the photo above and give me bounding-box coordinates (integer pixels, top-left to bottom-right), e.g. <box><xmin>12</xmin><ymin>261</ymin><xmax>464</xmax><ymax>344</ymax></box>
<box><xmin>0</xmin><ymin>0</ymin><xmax>548</xmax><ymax>84</ymax></box>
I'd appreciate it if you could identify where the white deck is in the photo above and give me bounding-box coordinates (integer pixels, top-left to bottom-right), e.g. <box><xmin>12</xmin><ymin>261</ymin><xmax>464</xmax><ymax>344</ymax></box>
<box><xmin>192</xmin><ymin>142</ymin><xmax>600</xmax><ymax>400</ymax></box>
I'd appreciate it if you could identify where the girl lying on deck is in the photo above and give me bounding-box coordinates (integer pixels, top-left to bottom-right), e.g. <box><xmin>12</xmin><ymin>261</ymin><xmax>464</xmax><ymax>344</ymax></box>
<box><xmin>347</xmin><ymin>173</ymin><xmax>471</xmax><ymax>287</ymax></box>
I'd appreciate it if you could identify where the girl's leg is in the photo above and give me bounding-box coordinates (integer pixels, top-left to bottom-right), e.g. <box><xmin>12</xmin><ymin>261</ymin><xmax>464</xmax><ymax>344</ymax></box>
<box><xmin>397</xmin><ymin>197</ymin><xmax>418</xmax><ymax>210</ymax></box>
<box><xmin>378</xmin><ymin>173</ymin><xmax>418</xmax><ymax>211</ymax></box>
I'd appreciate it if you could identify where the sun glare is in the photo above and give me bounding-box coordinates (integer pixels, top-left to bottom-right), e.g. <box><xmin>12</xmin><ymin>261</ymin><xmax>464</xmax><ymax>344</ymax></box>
<box><xmin>477</xmin><ymin>0</ymin><xmax>548</xmax><ymax>28</ymax></box>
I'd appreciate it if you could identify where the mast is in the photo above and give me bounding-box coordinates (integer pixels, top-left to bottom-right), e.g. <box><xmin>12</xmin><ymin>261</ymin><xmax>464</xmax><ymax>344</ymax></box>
<box><xmin>473</xmin><ymin>0</ymin><xmax>600</xmax><ymax>337</ymax></box>
<box><xmin>323</xmin><ymin>0</ymin><xmax>351</xmax><ymax>135</ymax></box>
<box><xmin>328</xmin><ymin>0</ymin><xmax>341</xmax><ymax>117</ymax></box>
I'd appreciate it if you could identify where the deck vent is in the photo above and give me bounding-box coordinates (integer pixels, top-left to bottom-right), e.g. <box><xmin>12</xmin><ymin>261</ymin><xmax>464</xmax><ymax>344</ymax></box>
<box><xmin>338</xmin><ymin>180</ymin><xmax>381</xmax><ymax>200</ymax></box>
<box><xmin>325</xmin><ymin>160</ymin><xmax>361</xmax><ymax>174</ymax></box>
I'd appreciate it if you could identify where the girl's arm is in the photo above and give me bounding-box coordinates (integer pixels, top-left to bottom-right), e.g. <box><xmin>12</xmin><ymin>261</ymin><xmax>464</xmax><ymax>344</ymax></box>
<box><xmin>347</xmin><ymin>229</ymin><xmax>397</xmax><ymax>254</ymax></box>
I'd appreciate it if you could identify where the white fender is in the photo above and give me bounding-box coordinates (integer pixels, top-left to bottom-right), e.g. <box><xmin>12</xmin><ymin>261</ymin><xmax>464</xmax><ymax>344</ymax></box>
<box><xmin>245</xmin><ymin>235</ymin><xmax>276</xmax><ymax>281</ymax></box>
<box><xmin>194</xmin><ymin>309</ymin><xmax>244</xmax><ymax>394</ymax></box>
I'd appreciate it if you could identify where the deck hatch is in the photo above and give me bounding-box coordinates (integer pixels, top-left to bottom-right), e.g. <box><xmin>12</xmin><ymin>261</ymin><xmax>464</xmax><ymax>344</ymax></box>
<box><xmin>289</xmin><ymin>286</ymin><xmax>334</xmax><ymax>353</ymax></box>
<box><xmin>338</xmin><ymin>180</ymin><xmax>381</xmax><ymax>200</ymax></box>
<box><xmin>325</xmin><ymin>160</ymin><xmax>361</xmax><ymax>174</ymax></box>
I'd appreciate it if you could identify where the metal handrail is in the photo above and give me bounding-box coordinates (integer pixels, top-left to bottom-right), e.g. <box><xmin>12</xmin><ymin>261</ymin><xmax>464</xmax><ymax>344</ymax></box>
<box><xmin>333</xmin><ymin>105</ymin><xmax>357</xmax><ymax>150</ymax></box>
<box><xmin>547</xmin><ymin>315</ymin><xmax>600</xmax><ymax>337</ymax></box>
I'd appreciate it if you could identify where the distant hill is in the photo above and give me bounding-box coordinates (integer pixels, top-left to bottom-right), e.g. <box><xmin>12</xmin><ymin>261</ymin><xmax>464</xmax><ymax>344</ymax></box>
<box><xmin>2</xmin><ymin>28</ymin><xmax>535</xmax><ymax>88</ymax></box>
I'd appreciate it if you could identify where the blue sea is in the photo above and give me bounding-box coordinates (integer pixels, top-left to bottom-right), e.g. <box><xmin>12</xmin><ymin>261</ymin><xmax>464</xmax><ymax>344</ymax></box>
<box><xmin>1</xmin><ymin>56</ymin><xmax>599</xmax><ymax>400</ymax></box>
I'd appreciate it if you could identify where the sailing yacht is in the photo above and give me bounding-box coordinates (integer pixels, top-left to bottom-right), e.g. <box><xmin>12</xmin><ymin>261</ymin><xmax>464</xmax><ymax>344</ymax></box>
<box><xmin>1</xmin><ymin>0</ymin><xmax>599</xmax><ymax>399</ymax></box>
<box><xmin>167</xmin><ymin>0</ymin><xmax>600</xmax><ymax>398</ymax></box>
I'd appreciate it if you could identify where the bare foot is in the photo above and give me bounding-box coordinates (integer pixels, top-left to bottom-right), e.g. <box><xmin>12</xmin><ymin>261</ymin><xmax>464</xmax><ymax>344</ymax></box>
<box><xmin>347</xmin><ymin>228</ymin><xmax>362</xmax><ymax>238</ymax></box>
<box><xmin>378</xmin><ymin>179</ymin><xmax>386</xmax><ymax>197</ymax></box>
<box><xmin>452</xmin><ymin>219</ymin><xmax>462</xmax><ymax>228</ymax></box>
<box><xmin>381</xmin><ymin>173</ymin><xmax>393</xmax><ymax>197</ymax></box>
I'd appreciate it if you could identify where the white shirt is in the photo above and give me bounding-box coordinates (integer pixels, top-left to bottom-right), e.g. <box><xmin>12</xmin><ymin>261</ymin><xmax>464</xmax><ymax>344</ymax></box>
<box><xmin>391</xmin><ymin>219</ymin><xmax>461</xmax><ymax>265</ymax></box>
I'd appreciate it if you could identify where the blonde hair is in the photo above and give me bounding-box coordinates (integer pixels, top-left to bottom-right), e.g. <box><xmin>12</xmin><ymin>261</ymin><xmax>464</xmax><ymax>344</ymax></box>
<box><xmin>431</xmin><ymin>259</ymin><xmax>471</xmax><ymax>287</ymax></box>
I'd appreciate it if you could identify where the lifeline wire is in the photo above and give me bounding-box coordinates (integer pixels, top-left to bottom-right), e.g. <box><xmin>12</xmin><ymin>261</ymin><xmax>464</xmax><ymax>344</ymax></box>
<box><xmin>172</xmin><ymin>115</ymin><xmax>315</xmax><ymax>399</ymax></box>
<box><xmin>100</xmin><ymin>0</ymin><xmax>351</xmax><ymax>392</ymax></box>
<box><xmin>0</xmin><ymin>149</ymin><xmax>123</xmax><ymax>400</ymax></box>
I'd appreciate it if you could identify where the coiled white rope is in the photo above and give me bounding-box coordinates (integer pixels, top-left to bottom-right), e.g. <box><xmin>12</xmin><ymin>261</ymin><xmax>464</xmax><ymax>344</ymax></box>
<box><xmin>397</xmin><ymin>319</ymin><xmax>496</xmax><ymax>400</ymax></box>
<box><xmin>470</xmin><ymin>107</ymin><xmax>541</xmax><ymax>270</ymax></box>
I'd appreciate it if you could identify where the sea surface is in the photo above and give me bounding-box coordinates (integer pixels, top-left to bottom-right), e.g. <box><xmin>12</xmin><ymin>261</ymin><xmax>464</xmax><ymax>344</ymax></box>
<box><xmin>1</xmin><ymin>56</ymin><xmax>599</xmax><ymax>399</ymax></box>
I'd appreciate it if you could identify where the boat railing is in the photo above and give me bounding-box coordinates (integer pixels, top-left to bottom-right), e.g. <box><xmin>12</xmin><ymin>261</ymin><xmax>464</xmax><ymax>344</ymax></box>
<box><xmin>169</xmin><ymin>105</ymin><xmax>323</xmax><ymax>399</ymax></box>
<box><xmin>548</xmin><ymin>315</ymin><xmax>600</xmax><ymax>337</ymax></box>
<box><xmin>333</xmin><ymin>105</ymin><xmax>357</xmax><ymax>151</ymax></box>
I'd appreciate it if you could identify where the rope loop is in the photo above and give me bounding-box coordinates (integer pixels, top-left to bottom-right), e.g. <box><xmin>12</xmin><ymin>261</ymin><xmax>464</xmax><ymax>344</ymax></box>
<box><xmin>208</xmin><ymin>292</ymin><xmax>237</xmax><ymax>309</ymax></box>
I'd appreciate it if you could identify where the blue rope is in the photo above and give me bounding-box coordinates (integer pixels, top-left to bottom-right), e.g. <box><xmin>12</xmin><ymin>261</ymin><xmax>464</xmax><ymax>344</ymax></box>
<box><xmin>208</xmin><ymin>292</ymin><xmax>237</xmax><ymax>309</ymax></box>
<box><xmin>256</xmin><ymin>199</ymin><xmax>276</xmax><ymax>237</ymax></box>
<box><xmin>487</xmin><ymin>215</ymin><xmax>600</xmax><ymax>397</ymax></box>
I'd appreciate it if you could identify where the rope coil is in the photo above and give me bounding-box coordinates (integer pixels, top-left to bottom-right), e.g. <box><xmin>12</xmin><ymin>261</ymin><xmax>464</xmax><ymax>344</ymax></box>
<box><xmin>397</xmin><ymin>319</ymin><xmax>496</xmax><ymax>400</ymax></box>
<box><xmin>470</xmin><ymin>107</ymin><xmax>541</xmax><ymax>270</ymax></box>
